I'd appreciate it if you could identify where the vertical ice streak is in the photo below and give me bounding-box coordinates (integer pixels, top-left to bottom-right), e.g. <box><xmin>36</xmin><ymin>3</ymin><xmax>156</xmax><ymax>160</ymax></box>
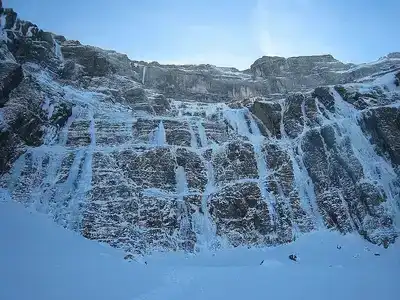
<box><xmin>58</xmin><ymin>149</ymin><xmax>85</xmax><ymax>228</ymax></box>
<box><xmin>187</xmin><ymin>121</ymin><xmax>198</xmax><ymax>149</ymax></box>
<box><xmin>7</xmin><ymin>153</ymin><xmax>26</xmax><ymax>191</ymax></box>
<box><xmin>248</xmin><ymin>112</ymin><xmax>276</xmax><ymax>222</ymax></box>
<box><xmin>290</xmin><ymin>144</ymin><xmax>323</xmax><ymax>228</ymax></box>
<box><xmin>176</xmin><ymin>166</ymin><xmax>188</xmax><ymax>197</ymax></box>
<box><xmin>194</xmin><ymin>153</ymin><xmax>220</xmax><ymax>252</ymax></box>
<box><xmin>175</xmin><ymin>166</ymin><xmax>191</xmax><ymax>244</ymax></box>
<box><xmin>330</xmin><ymin>88</ymin><xmax>400</xmax><ymax>225</ymax></box>
<box><xmin>69</xmin><ymin>110</ymin><xmax>95</xmax><ymax>230</ymax></box>
<box><xmin>59</xmin><ymin>106</ymin><xmax>79</xmax><ymax>145</ymax></box>
<box><xmin>0</xmin><ymin>14</ymin><xmax>10</xmax><ymax>42</ymax></box>
<box><xmin>53</xmin><ymin>38</ymin><xmax>64</xmax><ymax>61</ymax></box>
<box><xmin>151</xmin><ymin>120</ymin><xmax>167</xmax><ymax>146</ymax></box>
<box><xmin>279</xmin><ymin>99</ymin><xmax>323</xmax><ymax>228</ymax></box>
<box><xmin>198</xmin><ymin>121</ymin><xmax>208</xmax><ymax>148</ymax></box>
<box><xmin>223</xmin><ymin>107</ymin><xmax>276</xmax><ymax>223</ymax></box>
<box><xmin>142</xmin><ymin>66</ymin><xmax>146</xmax><ymax>84</ymax></box>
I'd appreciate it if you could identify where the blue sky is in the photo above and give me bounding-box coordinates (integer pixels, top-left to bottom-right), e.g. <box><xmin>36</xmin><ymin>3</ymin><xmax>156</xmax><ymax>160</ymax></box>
<box><xmin>5</xmin><ymin>0</ymin><xmax>400</xmax><ymax>69</ymax></box>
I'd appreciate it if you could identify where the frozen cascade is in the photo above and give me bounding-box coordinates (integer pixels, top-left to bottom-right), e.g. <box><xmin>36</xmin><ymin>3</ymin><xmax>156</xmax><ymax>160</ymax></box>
<box><xmin>67</xmin><ymin>109</ymin><xmax>95</xmax><ymax>230</ymax></box>
<box><xmin>30</xmin><ymin>150</ymin><xmax>64</xmax><ymax>215</ymax></box>
<box><xmin>279</xmin><ymin>100</ymin><xmax>323</xmax><ymax>227</ymax></box>
<box><xmin>151</xmin><ymin>120</ymin><xmax>166</xmax><ymax>146</ymax></box>
<box><xmin>330</xmin><ymin>88</ymin><xmax>400</xmax><ymax>225</ymax></box>
<box><xmin>59</xmin><ymin>106</ymin><xmax>79</xmax><ymax>145</ymax></box>
<box><xmin>176</xmin><ymin>166</ymin><xmax>188</xmax><ymax>197</ymax></box>
<box><xmin>8</xmin><ymin>109</ymin><xmax>96</xmax><ymax>231</ymax></box>
<box><xmin>59</xmin><ymin>149</ymin><xmax>85</xmax><ymax>229</ymax></box>
<box><xmin>53</xmin><ymin>38</ymin><xmax>64</xmax><ymax>61</ymax></box>
<box><xmin>0</xmin><ymin>14</ymin><xmax>10</xmax><ymax>42</ymax></box>
<box><xmin>223</xmin><ymin>107</ymin><xmax>276</xmax><ymax>223</ymax></box>
<box><xmin>175</xmin><ymin>166</ymin><xmax>191</xmax><ymax>244</ymax></box>
<box><xmin>291</xmin><ymin>144</ymin><xmax>324</xmax><ymax>228</ymax></box>
<box><xmin>198</xmin><ymin>121</ymin><xmax>208</xmax><ymax>147</ymax></box>
<box><xmin>187</xmin><ymin>121</ymin><xmax>198</xmax><ymax>148</ymax></box>
<box><xmin>193</xmin><ymin>152</ymin><xmax>221</xmax><ymax>252</ymax></box>
<box><xmin>142</xmin><ymin>66</ymin><xmax>146</xmax><ymax>85</ymax></box>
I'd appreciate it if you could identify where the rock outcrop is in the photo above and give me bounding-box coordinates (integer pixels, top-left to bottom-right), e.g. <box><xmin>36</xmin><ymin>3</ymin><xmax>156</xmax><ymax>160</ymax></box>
<box><xmin>0</xmin><ymin>8</ymin><xmax>399</xmax><ymax>254</ymax></box>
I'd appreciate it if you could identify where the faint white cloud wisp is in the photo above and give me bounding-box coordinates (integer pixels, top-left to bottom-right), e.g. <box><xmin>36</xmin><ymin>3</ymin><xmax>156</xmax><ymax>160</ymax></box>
<box><xmin>252</xmin><ymin>0</ymin><xmax>334</xmax><ymax>58</ymax></box>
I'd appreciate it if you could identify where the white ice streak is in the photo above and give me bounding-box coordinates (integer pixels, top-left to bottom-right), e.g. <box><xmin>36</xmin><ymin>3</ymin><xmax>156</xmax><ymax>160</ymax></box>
<box><xmin>176</xmin><ymin>166</ymin><xmax>188</xmax><ymax>198</ymax></box>
<box><xmin>151</xmin><ymin>120</ymin><xmax>166</xmax><ymax>146</ymax></box>
<box><xmin>198</xmin><ymin>121</ymin><xmax>208</xmax><ymax>147</ymax></box>
<box><xmin>53</xmin><ymin>37</ymin><xmax>64</xmax><ymax>61</ymax></box>
<box><xmin>59</xmin><ymin>105</ymin><xmax>80</xmax><ymax>145</ymax></box>
<box><xmin>187</xmin><ymin>121</ymin><xmax>198</xmax><ymax>148</ymax></box>
<box><xmin>223</xmin><ymin>107</ymin><xmax>276</xmax><ymax>223</ymax></box>
<box><xmin>0</xmin><ymin>14</ymin><xmax>10</xmax><ymax>42</ymax></box>
<box><xmin>175</xmin><ymin>165</ymin><xmax>192</xmax><ymax>242</ymax></box>
<box><xmin>193</xmin><ymin>153</ymin><xmax>220</xmax><ymax>252</ymax></box>
<box><xmin>142</xmin><ymin>66</ymin><xmax>146</xmax><ymax>84</ymax></box>
<box><xmin>372</xmin><ymin>71</ymin><xmax>399</xmax><ymax>91</ymax></box>
<box><xmin>330</xmin><ymin>88</ymin><xmax>400</xmax><ymax>225</ymax></box>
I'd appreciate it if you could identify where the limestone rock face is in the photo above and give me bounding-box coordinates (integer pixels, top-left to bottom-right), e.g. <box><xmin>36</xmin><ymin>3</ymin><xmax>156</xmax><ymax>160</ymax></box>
<box><xmin>1</xmin><ymin>7</ymin><xmax>400</xmax><ymax>254</ymax></box>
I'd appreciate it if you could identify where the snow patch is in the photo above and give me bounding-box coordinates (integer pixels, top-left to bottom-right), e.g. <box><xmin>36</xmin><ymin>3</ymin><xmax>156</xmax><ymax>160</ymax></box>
<box><xmin>372</xmin><ymin>71</ymin><xmax>399</xmax><ymax>91</ymax></box>
<box><xmin>26</xmin><ymin>26</ymin><xmax>34</xmax><ymax>37</ymax></box>
<box><xmin>4</xmin><ymin>202</ymin><xmax>395</xmax><ymax>300</ymax></box>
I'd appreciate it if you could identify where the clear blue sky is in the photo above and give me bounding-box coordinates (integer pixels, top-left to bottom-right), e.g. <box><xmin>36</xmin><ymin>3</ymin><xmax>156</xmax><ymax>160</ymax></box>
<box><xmin>5</xmin><ymin>0</ymin><xmax>400</xmax><ymax>69</ymax></box>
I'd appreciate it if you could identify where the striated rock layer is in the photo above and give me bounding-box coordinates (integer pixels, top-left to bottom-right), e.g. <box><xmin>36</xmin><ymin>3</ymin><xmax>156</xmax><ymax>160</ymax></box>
<box><xmin>0</xmin><ymin>7</ymin><xmax>399</xmax><ymax>254</ymax></box>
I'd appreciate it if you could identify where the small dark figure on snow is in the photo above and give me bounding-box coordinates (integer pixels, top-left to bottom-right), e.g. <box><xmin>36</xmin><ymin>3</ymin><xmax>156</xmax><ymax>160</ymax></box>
<box><xmin>124</xmin><ymin>254</ymin><xmax>134</xmax><ymax>260</ymax></box>
<box><xmin>383</xmin><ymin>239</ymin><xmax>389</xmax><ymax>249</ymax></box>
<box><xmin>337</xmin><ymin>245</ymin><xmax>342</xmax><ymax>250</ymax></box>
<box><xmin>289</xmin><ymin>254</ymin><xmax>297</xmax><ymax>261</ymax></box>
<box><xmin>260</xmin><ymin>260</ymin><xmax>264</xmax><ymax>265</ymax></box>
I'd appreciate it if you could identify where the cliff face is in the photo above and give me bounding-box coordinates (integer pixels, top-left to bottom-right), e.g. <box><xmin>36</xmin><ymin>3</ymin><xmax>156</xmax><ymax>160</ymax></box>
<box><xmin>1</xmin><ymin>8</ymin><xmax>399</xmax><ymax>254</ymax></box>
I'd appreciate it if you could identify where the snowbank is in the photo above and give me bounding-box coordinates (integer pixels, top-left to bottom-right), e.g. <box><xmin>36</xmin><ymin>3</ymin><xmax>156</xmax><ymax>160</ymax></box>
<box><xmin>1</xmin><ymin>195</ymin><xmax>399</xmax><ymax>300</ymax></box>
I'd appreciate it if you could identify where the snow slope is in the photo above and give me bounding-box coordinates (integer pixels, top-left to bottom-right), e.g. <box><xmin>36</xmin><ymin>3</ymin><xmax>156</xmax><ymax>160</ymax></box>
<box><xmin>1</xmin><ymin>191</ymin><xmax>399</xmax><ymax>300</ymax></box>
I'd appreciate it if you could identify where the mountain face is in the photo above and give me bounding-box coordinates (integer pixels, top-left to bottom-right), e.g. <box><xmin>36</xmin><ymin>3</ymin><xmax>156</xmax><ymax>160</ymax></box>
<box><xmin>1</xmin><ymin>7</ymin><xmax>399</xmax><ymax>254</ymax></box>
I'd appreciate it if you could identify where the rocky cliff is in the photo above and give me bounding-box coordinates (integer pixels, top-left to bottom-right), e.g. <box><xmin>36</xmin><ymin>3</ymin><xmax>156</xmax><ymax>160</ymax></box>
<box><xmin>1</xmin><ymin>7</ymin><xmax>399</xmax><ymax>254</ymax></box>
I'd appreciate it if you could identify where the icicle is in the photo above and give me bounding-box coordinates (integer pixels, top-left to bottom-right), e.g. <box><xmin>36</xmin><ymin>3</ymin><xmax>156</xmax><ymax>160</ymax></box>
<box><xmin>142</xmin><ymin>66</ymin><xmax>146</xmax><ymax>84</ymax></box>
<box><xmin>53</xmin><ymin>37</ymin><xmax>64</xmax><ymax>61</ymax></box>
<box><xmin>152</xmin><ymin>120</ymin><xmax>166</xmax><ymax>146</ymax></box>
<box><xmin>187</xmin><ymin>121</ymin><xmax>198</xmax><ymax>149</ymax></box>
<box><xmin>175</xmin><ymin>165</ymin><xmax>192</xmax><ymax>245</ymax></box>
<box><xmin>198</xmin><ymin>121</ymin><xmax>208</xmax><ymax>147</ymax></box>
<box><xmin>175</xmin><ymin>166</ymin><xmax>188</xmax><ymax>198</ymax></box>
<box><xmin>193</xmin><ymin>154</ymin><xmax>219</xmax><ymax>252</ymax></box>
